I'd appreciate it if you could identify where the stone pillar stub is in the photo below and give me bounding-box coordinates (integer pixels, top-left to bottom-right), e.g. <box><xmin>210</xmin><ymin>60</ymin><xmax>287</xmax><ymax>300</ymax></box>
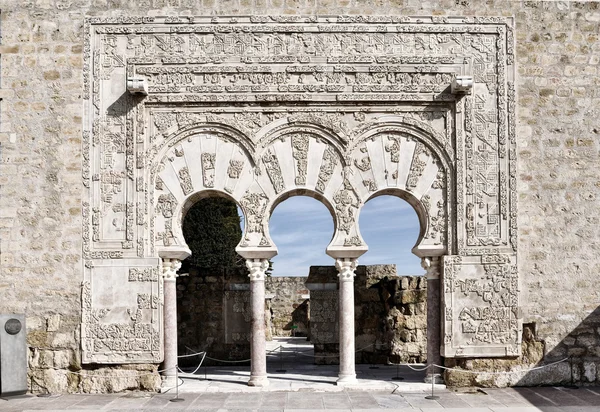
<box><xmin>161</xmin><ymin>258</ymin><xmax>181</xmax><ymax>389</ymax></box>
<box><xmin>423</xmin><ymin>257</ymin><xmax>443</xmax><ymax>383</ymax></box>
<box><xmin>335</xmin><ymin>258</ymin><xmax>358</xmax><ymax>385</ymax></box>
<box><xmin>246</xmin><ymin>258</ymin><xmax>270</xmax><ymax>387</ymax></box>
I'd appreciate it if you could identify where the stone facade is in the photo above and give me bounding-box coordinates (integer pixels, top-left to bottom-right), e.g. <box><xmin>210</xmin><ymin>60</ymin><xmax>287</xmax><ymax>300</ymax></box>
<box><xmin>0</xmin><ymin>0</ymin><xmax>598</xmax><ymax>393</ymax></box>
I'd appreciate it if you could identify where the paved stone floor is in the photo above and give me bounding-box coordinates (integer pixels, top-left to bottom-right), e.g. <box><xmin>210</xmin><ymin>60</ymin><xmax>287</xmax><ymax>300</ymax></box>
<box><xmin>3</xmin><ymin>387</ymin><xmax>600</xmax><ymax>411</ymax></box>
<box><xmin>2</xmin><ymin>339</ymin><xmax>599</xmax><ymax>411</ymax></box>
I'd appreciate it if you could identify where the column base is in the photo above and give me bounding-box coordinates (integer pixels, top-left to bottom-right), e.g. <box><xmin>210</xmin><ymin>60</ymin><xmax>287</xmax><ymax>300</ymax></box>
<box><xmin>424</xmin><ymin>373</ymin><xmax>444</xmax><ymax>384</ymax></box>
<box><xmin>336</xmin><ymin>374</ymin><xmax>357</xmax><ymax>386</ymax></box>
<box><xmin>160</xmin><ymin>375</ymin><xmax>177</xmax><ymax>393</ymax></box>
<box><xmin>248</xmin><ymin>375</ymin><xmax>270</xmax><ymax>387</ymax></box>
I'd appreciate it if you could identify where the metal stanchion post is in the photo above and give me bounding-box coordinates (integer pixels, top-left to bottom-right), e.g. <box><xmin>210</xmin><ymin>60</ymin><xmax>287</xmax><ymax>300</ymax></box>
<box><xmin>391</xmin><ymin>362</ymin><xmax>404</xmax><ymax>381</ymax></box>
<box><xmin>170</xmin><ymin>366</ymin><xmax>184</xmax><ymax>402</ymax></box>
<box><xmin>370</xmin><ymin>343</ymin><xmax>379</xmax><ymax>369</ymax></box>
<box><xmin>276</xmin><ymin>345</ymin><xmax>286</xmax><ymax>373</ymax></box>
<box><xmin>425</xmin><ymin>365</ymin><xmax>440</xmax><ymax>400</ymax></box>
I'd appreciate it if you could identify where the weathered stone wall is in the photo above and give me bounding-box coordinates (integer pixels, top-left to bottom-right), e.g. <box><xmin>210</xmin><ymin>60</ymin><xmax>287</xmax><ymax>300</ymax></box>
<box><xmin>355</xmin><ymin>266</ymin><xmax>428</xmax><ymax>365</ymax></box>
<box><xmin>307</xmin><ymin>265</ymin><xmax>428</xmax><ymax>364</ymax></box>
<box><xmin>265</xmin><ymin>276</ymin><xmax>310</xmax><ymax>337</ymax></box>
<box><xmin>1</xmin><ymin>0</ymin><xmax>599</xmax><ymax>392</ymax></box>
<box><xmin>176</xmin><ymin>267</ymin><xmax>251</xmax><ymax>367</ymax></box>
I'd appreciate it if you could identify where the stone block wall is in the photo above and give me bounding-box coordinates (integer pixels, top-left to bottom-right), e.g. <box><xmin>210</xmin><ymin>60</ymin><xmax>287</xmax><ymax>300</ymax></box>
<box><xmin>355</xmin><ymin>266</ymin><xmax>428</xmax><ymax>365</ymax></box>
<box><xmin>176</xmin><ymin>267</ymin><xmax>251</xmax><ymax>366</ymax></box>
<box><xmin>265</xmin><ymin>276</ymin><xmax>310</xmax><ymax>337</ymax></box>
<box><xmin>307</xmin><ymin>265</ymin><xmax>428</xmax><ymax>365</ymax></box>
<box><xmin>1</xmin><ymin>0</ymin><xmax>599</xmax><ymax>392</ymax></box>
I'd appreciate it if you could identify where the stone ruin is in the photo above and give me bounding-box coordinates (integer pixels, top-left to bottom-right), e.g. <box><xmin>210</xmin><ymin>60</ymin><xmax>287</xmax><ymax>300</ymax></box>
<box><xmin>175</xmin><ymin>264</ymin><xmax>428</xmax><ymax>367</ymax></box>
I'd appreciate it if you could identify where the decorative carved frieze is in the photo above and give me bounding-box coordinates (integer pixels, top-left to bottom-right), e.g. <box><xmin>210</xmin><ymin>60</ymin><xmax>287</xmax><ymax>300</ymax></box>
<box><xmin>83</xmin><ymin>15</ymin><xmax>517</xmax><ymax>362</ymax></box>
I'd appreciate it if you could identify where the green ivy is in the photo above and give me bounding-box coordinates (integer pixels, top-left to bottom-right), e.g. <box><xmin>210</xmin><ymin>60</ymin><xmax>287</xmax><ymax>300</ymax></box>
<box><xmin>181</xmin><ymin>197</ymin><xmax>244</xmax><ymax>270</ymax></box>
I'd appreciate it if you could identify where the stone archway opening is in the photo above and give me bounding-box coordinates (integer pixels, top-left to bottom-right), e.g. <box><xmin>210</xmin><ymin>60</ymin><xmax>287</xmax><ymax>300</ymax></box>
<box><xmin>357</xmin><ymin>194</ymin><xmax>428</xmax><ymax>369</ymax></box>
<box><xmin>176</xmin><ymin>193</ymin><xmax>252</xmax><ymax>368</ymax></box>
<box><xmin>266</xmin><ymin>193</ymin><xmax>335</xmax><ymax>366</ymax></box>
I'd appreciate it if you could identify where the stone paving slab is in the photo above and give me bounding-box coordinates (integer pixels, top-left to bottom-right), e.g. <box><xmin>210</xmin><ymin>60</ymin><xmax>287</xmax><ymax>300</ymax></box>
<box><xmin>3</xmin><ymin>386</ymin><xmax>600</xmax><ymax>411</ymax></box>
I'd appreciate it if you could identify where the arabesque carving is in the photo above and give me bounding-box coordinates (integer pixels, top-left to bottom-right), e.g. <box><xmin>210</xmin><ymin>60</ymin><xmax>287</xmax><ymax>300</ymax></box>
<box><xmin>83</xmin><ymin>15</ymin><xmax>517</xmax><ymax>363</ymax></box>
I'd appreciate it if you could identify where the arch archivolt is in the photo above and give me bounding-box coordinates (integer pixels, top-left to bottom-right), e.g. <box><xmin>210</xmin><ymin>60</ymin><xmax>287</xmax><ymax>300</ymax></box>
<box><xmin>149</xmin><ymin>117</ymin><xmax>450</xmax><ymax>259</ymax></box>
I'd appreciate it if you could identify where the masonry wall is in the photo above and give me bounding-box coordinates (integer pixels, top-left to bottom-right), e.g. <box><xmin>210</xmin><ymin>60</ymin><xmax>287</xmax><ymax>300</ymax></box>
<box><xmin>176</xmin><ymin>267</ymin><xmax>251</xmax><ymax>367</ymax></box>
<box><xmin>308</xmin><ymin>265</ymin><xmax>428</xmax><ymax>365</ymax></box>
<box><xmin>265</xmin><ymin>276</ymin><xmax>310</xmax><ymax>337</ymax></box>
<box><xmin>0</xmin><ymin>0</ymin><xmax>598</xmax><ymax>392</ymax></box>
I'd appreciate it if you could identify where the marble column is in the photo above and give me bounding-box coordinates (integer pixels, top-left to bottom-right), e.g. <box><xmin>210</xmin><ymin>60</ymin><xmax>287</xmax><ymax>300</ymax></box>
<box><xmin>423</xmin><ymin>256</ymin><xmax>442</xmax><ymax>383</ymax></box>
<box><xmin>161</xmin><ymin>257</ymin><xmax>181</xmax><ymax>387</ymax></box>
<box><xmin>335</xmin><ymin>258</ymin><xmax>358</xmax><ymax>385</ymax></box>
<box><xmin>247</xmin><ymin>258</ymin><xmax>270</xmax><ymax>387</ymax></box>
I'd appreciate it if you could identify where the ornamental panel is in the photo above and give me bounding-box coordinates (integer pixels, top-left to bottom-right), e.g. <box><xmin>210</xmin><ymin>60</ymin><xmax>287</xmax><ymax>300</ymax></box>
<box><xmin>83</xmin><ymin>15</ymin><xmax>517</xmax><ymax>363</ymax></box>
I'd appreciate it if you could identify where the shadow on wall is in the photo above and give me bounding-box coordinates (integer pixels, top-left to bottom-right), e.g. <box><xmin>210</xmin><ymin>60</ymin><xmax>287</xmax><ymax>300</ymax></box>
<box><xmin>283</xmin><ymin>299</ymin><xmax>310</xmax><ymax>337</ymax></box>
<box><xmin>445</xmin><ymin>307</ymin><xmax>600</xmax><ymax>389</ymax></box>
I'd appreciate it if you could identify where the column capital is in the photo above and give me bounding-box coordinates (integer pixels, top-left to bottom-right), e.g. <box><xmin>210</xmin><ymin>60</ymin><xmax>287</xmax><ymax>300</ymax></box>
<box><xmin>161</xmin><ymin>258</ymin><xmax>182</xmax><ymax>281</ymax></box>
<box><xmin>335</xmin><ymin>258</ymin><xmax>357</xmax><ymax>282</ymax></box>
<box><xmin>246</xmin><ymin>258</ymin><xmax>269</xmax><ymax>281</ymax></box>
<box><xmin>421</xmin><ymin>256</ymin><xmax>440</xmax><ymax>280</ymax></box>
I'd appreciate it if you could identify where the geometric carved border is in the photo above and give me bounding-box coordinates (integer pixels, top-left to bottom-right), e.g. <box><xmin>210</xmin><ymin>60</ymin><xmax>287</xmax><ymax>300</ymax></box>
<box><xmin>442</xmin><ymin>254</ymin><xmax>521</xmax><ymax>357</ymax></box>
<box><xmin>82</xmin><ymin>15</ymin><xmax>517</xmax><ymax>362</ymax></box>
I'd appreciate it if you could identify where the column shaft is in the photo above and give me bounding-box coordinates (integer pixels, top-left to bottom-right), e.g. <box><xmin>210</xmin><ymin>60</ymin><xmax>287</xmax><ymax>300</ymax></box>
<box><xmin>247</xmin><ymin>259</ymin><xmax>269</xmax><ymax>387</ymax></box>
<box><xmin>163</xmin><ymin>278</ymin><xmax>177</xmax><ymax>379</ymax></box>
<box><xmin>336</xmin><ymin>258</ymin><xmax>357</xmax><ymax>385</ymax></box>
<box><xmin>161</xmin><ymin>258</ymin><xmax>181</xmax><ymax>386</ymax></box>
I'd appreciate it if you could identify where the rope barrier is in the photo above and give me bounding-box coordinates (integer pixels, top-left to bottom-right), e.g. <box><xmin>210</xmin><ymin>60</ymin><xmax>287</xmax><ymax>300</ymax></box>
<box><xmin>50</xmin><ymin>347</ymin><xmax>571</xmax><ymax>381</ymax></box>
<box><xmin>432</xmin><ymin>357</ymin><xmax>570</xmax><ymax>375</ymax></box>
<box><xmin>294</xmin><ymin>343</ymin><xmax>376</xmax><ymax>358</ymax></box>
<box><xmin>178</xmin><ymin>352</ymin><xmax>206</xmax><ymax>375</ymax></box>
<box><xmin>204</xmin><ymin>355</ymin><xmax>252</xmax><ymax>363</ymax></box>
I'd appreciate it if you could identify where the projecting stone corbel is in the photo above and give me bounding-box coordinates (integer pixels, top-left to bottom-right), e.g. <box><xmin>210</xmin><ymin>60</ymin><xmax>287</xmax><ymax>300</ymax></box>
<box><xmin>126</xmin><ymin>77</ymin><xmax>148</xmax><ymax>96</ymax></box>
<box><xmin>451</xmin><ymin>75</ymin><xmax>474</xmax><ymax>95</ymax></box>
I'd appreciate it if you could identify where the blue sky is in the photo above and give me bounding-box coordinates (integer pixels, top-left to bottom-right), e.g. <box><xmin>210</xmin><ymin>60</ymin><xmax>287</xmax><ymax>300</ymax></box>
<box><xmin>264</xmin><ymin>196</ymin><xmax>423</xmax><ymax>277</ymax></box>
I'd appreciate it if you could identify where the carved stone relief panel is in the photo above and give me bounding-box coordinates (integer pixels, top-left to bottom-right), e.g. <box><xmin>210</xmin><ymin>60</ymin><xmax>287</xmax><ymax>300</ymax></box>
<box><xmin>83</xmin><ymin>15</ymin><xmax>517</xmax><ymax>362</ymax></box>
<box><xmin>81</xmin><ymin>258</ymin><xmax>162</xmax><ymax>363</ymax></box>
<box><xmin>441</xmin><ymin>254</ymin><xmax>521</xmax><ymax>357</ymax></box>
<box><xmin>310</xmin><ymin>290</ymin><xmax>339</xmax><ymax>344</ymax></box>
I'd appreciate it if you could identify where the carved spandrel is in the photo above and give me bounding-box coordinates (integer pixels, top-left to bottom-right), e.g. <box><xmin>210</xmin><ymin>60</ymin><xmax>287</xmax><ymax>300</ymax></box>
<box><xmin>333</xmin><ymin>179</ymin><xmax>360</xmax><ymax>234</ymax></box>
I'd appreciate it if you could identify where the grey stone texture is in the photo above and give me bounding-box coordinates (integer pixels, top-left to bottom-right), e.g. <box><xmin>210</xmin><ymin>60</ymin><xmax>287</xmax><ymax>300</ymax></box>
<box><xmin>266</xmin><ymin>276</ymin><xmax>310</xmax><ymax>337</ymax></box>
<box><xmin>307</xmin><ymin>265</ymin><xmax>428</xmax><ymax>364</ymax></box>
<box><xmin>176</xmin><ymin>266</ymin><xmax>252</xmax><ymax>366</ymax></box>
<box><xmin>0</xmin><ymin>0</ymin><xmax>598</xmax><ymax>393</ymax></box>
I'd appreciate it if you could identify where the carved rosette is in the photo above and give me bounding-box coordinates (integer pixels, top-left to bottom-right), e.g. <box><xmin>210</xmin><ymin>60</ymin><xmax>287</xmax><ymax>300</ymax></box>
<box><xmin>246</xmin><ymin>259</ymin><xmax>269</xmax><ymax>281</ymax></box>
<box><xmin>335</xmin><ymin>258</ymin><xmax>358</xmax><ymax>282</ymax></box>
<box><xmin>161</xmin><ymin>258</ymin><xmax>181</xmax><ymax>282</ymax></box>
